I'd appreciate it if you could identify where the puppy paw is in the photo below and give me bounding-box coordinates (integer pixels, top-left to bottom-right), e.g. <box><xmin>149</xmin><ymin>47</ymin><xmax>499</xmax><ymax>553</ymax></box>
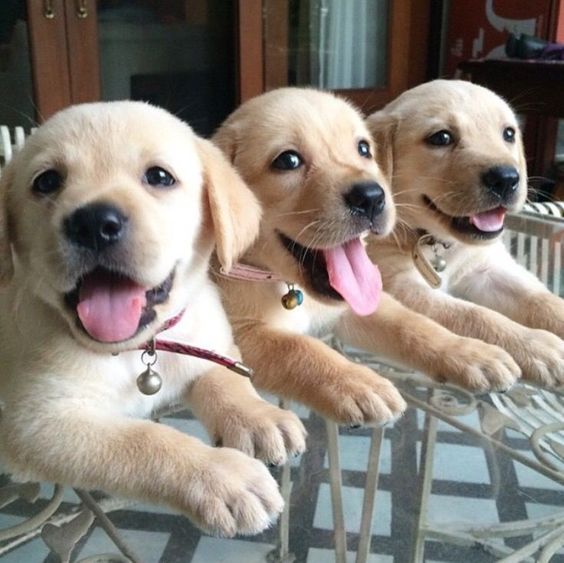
<box><xmin>313</xmin><ymin>367</ymin><xmax>406</xmax><ymax>427</ymax></box>
<box><xmin>184</xmin><ymin>447</ymin><xmax>283</xmax><ymax>537</ymax></box>
<box><xmin>433</xmin><ymin>337</ymin><xmax>521</xmax><ymax>393</ymax></box>
<box><xmin>213</xmin><ymin>400</ymin><xmax>307</xmax><ymax>466</ymax></box>
<box><xmin>512</xmin><ymin>329</ymin><xmax>564</xmax><ymax>388</ymax></box>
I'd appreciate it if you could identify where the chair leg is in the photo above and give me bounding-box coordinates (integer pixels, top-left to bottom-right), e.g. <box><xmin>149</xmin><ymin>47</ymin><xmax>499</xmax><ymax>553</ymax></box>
<box><xmin>74</xmin><ymin>489</ymin><xmax>142</xmax><ymax>563</ymax></box>
<box><xmin>355</xmin><ymin>426</ymin><xmax>384</xmax><ymax>563</ymax></box>
<box><xmin>411</xmin><ymin>410</ymin><xmax>438</xmax><ymax>563</ymax></box>
<box><xmin>326</xmin><ymin>420</ymin><xmax>347</xmax><ymax>563</ymax></box>
<box><xmin>270</xmin><ymin>398</ymin><xmax>295</xmax><ymax>563</ymax></box>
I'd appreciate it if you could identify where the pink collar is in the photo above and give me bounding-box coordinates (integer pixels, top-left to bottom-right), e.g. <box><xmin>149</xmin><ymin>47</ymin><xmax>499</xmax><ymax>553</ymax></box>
<box><xmin>218</xmin><ymin>263</ymin><xmax>284</xmax><ymax>283</ymax></box>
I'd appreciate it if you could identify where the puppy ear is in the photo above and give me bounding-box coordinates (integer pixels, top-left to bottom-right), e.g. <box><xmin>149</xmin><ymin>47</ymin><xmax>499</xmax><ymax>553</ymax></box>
<box><xmin>196</xmin><ymin>137</ymin><xmax>261</xmax><ymax>271</ymax></box>
<box><xmin>366</xmin><ymin>111</ymin><xmax>397</xmax><ymax>180</ymax></box>
<box><xmin>0</xmin><ymin>161</ymin><xmax>14</xmax><ymax>284</ymax></box>
<box><xmin>211</xmin><ymin>122</ymin><xmax>238</xmax><ymax>164</ymax></box>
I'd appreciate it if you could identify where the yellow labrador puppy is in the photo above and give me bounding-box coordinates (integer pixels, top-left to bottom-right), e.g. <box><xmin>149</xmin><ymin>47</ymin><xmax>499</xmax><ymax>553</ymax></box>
<box><xmin>0</xmin><ymin>101</ymin><xmax>307</xmax><ymax>537</ymax></box>
<box><xmin>212</xmin><ymin>88</ymin><xmax>520</xmax><ymax>427</ymax></box>
<box><xmin>367</xmin><ymin>79</ymin><xmax>564</xmax><ymax>387</ymax></box>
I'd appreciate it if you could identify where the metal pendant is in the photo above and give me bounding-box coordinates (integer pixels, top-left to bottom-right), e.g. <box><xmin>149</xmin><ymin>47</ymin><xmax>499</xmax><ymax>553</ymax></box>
<box><xmin>281</xmin><ymin>284</ymin><xmax>304</xmax><ymax>310</ymax></box>
<box><xmin>137</xmin><ymin>339</ymin><xmax>162</xmax><ymax>395</ymax></box>
<box><xmin>430</xmin><ymin>254</ymin><xmax>447</xmax><ymax>273</ymax></box>
<box><xmin>136</xmin><ymin>365</ymin><xmax>162</xmax><ymax>395</ymax></box>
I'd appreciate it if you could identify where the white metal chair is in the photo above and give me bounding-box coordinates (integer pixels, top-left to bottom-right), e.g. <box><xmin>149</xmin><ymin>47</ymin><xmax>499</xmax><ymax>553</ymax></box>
<box><xmin>327</xmin><ymin>205</ymin><xmax>564</xmax><ymax>562</ymax></box>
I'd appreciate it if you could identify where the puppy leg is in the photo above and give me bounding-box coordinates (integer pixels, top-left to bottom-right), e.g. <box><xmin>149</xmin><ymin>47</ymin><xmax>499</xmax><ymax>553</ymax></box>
<box><xmin>0</xmin><ymin>399</ymin><xmax>283</xmax><ymax>537</ymax></box>
<box><xmin>187</xmin><ymin>359</ymin><xmax>307</xmax><ymax>466</ymax></box>
<box><xmin>391</xmin><ymin>280</ymin><xmax>564</xmax><ymax>388</ymax></box>
<box><xmin>233</xmin><ymin>322</ymin><xmax>407</xmax><ymax>426</ymax></box>
<box><xmin>453</xmin><ymin>243</ymin><xmax>564</xmax><ymax>339</ymax></box>
<box><xmin>335</xmin><ymin>293</ymin><xmax>520</xmax><ymax>392</ymax></box>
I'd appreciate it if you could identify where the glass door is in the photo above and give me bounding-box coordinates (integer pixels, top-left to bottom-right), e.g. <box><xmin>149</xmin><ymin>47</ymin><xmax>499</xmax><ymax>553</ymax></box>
<box><xmin>9</xmin><ymin>0</ymin><xmax>242</xmax><ymax>134</ymax></box>
<box><xmin>95</xmin><ymin>0</ymin><xmax>236</xmax><ymax>136</ymax></box>
<box><xmin>0</xmin><ymin>0</ymin><xmax>65</xmax><ymax>129</ymax></box>
<box><xmin>262</xmin><ymin>0</ymin><xmax>428</xmax><ymax>113</ymax></box>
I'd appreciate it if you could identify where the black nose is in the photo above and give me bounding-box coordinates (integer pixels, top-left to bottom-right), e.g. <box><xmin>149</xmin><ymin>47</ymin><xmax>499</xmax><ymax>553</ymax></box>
<box><xmin>64</xmin><ymin>203</ymin><xmax>127</xmax><ymax>251</ymax></box>
<box><xmin>344</xmin><ymin>182</ymin><xmax>386</xmax><ymax>222</ymax></box>
<box><xmin>481</xmin><ymin>165</ymin><xmax>520</xmax><ymax>200</ymax></box>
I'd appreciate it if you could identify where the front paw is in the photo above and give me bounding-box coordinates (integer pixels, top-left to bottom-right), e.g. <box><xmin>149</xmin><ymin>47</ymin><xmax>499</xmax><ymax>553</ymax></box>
<box><xmin>184</xmin><ymin>447</ymin><xmax>284</xmax><ymax>537</ymax></box>
<box><xmin>513</xmin><ymin>329</ymin><xmax>564</xmax><ymax>387</ymax></box>
<box><xmin>312</xmin><ymin>366</ymin><xmax>406</xmax><ymax>427</ymax></box>
<box><xmin>213</xmin><ymin>400</ymin><xmax>307</xmax><ymax>466</ymax></box>
<box><xmin>433</xmin><ymin>337</ymin><xmax>521</xmax><ymax>393</ymax></box>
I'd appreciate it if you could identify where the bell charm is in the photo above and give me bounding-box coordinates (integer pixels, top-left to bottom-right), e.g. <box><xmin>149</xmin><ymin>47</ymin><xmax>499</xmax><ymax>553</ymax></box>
<box><xmin>136</xmin><ymin>366</ymin><xmax>162</xmax><ymax>395</ymax></box>
<box><xmin>281</xmin><ymin>286</ymin><xmax>304</xmax><ymax>310</ymax></box>
<box><xmin>431</xmin><ymin>255</ymin><xmax>447</xmax><ymax>273</ymax></box>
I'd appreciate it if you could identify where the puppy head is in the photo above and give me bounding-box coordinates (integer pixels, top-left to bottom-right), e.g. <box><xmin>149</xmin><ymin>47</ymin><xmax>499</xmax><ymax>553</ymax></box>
<box><xmin>214</xmin><ymin>87</ymin><xmax>395</xmax><ymax>316</ymax></box>
<box><xmin>0</xmin><ymin>101</ymin><xmax>259</xmax><ymax>352</ymax></box>
<box><xmin>367</xmin><ymin>79</ymin><xmax>527</xmax><ymax>244</ymax></box>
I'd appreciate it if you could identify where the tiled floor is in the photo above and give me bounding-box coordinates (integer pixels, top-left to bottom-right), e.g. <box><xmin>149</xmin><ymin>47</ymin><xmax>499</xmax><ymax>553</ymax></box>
<box><xmin>1</xmin><ymin>383</ymin><xmax>564</xmax><ymax>562</ymax></box>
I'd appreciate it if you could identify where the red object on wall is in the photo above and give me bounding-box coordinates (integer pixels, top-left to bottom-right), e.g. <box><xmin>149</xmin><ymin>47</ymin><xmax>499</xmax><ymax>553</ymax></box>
<box><xmin>443</xmin><ymin>0</ymin><xmax>553</xmax><ymax>77</ymax></box>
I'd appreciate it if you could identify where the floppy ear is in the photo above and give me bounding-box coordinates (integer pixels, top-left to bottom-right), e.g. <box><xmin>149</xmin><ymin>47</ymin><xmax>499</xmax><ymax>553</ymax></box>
<box><xmin>196</xmin><ymin>137</ymin><xmax>261</xmax><ymax>271</ymax></box>
<box><xmin>366</xmin><ymin>111</ymin><xmax>397</xmax><ymax>181</ymax></box>
<box><xmin>0</xmin><ymin>161</ymin><xmax>14</xmax><ymax>285</ymax></box>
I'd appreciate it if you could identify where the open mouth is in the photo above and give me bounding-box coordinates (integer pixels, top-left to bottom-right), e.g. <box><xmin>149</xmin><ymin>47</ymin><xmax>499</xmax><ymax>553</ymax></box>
<box><xmin>64</xmin><ymin>267</ymin><xmax>174</xmax><ymax>343</ymax></box>
<box><xmin>278</xmin><ymin>232</ymin><xmax>382</xmax><ymax>316</ymax></box>
<box><xmin>423</xmin><ymin>196</ymin><xmax>506</xmax><ymax>240</ymax></box>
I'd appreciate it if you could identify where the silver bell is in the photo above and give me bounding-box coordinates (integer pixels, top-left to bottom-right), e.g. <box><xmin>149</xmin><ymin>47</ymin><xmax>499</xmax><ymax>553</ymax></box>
<box><xmin>431</xmin><ymin>255</ymin><xmax>447</xmax><ymax>273</ymax></box>
<box><xmin>136</xmin><ymin>366</ymin><xmax>162</xmax><ymax>395</ymax></box>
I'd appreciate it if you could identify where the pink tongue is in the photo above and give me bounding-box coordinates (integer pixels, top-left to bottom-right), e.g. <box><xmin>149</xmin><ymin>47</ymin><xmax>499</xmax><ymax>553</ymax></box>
<box><xmin>323</xmin><ymin>238</ymin><xmax>382</xmax><ymax>316</ymax></box>
<box><xmin>77</xmin><ymin>270</ymin><xmax>147</xmax><ymax>343</ymax></box>
<box><xmin>470</xmin><ymin>207</ymin><xmax>506</xmax><ymax>232</ymax></box>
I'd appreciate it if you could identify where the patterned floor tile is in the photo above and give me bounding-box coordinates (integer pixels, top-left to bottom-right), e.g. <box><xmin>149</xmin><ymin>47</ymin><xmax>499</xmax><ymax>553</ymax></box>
<box><xmin>307</xmin><ymin>547</ymin><xmax>392</xmax><ymax>562</ymax></box>
<box><xmin>313</xmin><ymin>485</ymin><xmax>391</xmax><ymax>536</ymax></box>
<box><xmin>191</xmin><ymin>537</ymin><xmax>275</xmax><ymax>562</ymax></box>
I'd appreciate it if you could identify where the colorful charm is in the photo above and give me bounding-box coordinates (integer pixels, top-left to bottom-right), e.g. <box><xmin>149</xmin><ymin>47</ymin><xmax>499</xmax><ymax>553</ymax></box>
<box><xmin>281</xmin><ymin>284</ymin><xmax>304</xmax><ymax>310</ymax></box>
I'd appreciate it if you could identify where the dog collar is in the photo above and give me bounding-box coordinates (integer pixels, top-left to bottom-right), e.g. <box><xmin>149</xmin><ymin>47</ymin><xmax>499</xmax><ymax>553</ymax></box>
<box><xmin>218</xmin><ymin>263</ymin><xmax>304</xmax><ymax>310</ymax></box>
<box><xmin>411</xmin><ymin>232</ymin><xmax>451</xmax><ymax>289</ymax></box>
<box><xmin>135</xmin><ymin>308</ymin><xmax>253</xmax><ymax>396</ymax></box>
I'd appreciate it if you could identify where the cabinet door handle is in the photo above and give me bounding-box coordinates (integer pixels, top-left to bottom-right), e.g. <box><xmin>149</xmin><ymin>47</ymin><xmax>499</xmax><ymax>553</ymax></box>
<box><xmin>76</xmin><ymin>0</ymin><xmax>88</xmax><ymax>18</ymax></box>
<box><xmin>43</xmin><ymin>0</ymin><xmax>55</xmax><ymax>19</ymax></box>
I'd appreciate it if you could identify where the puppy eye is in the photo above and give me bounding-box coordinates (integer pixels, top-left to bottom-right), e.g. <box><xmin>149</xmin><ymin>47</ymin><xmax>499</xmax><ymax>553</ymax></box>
<box><xmin>271</xmin><ymin>150</ymin><xmax>303</xmax><ymax>171</ymax></box>
<box><xmin>32</xmin><ymin>169</ymin><xmax>64</xmax><ymax>195</ymax></box>
<box><xmin>358</xmin><ymin>140</ymin><xmax>372</xmax><ymax>158</ymax></box>
<box><xmin>143</xmin><ymin>166</ymin><xmax>176</xmax><ymax>187</ymax></box>
<box><xmin>503</xmin><ymin>127</ymin><xmax>516</xmax><ymax>143</ymax></box>
<box><xmin>426</xmin><ymin>130</ymin><xmax>453</xmax><ymax>147</ymax></box>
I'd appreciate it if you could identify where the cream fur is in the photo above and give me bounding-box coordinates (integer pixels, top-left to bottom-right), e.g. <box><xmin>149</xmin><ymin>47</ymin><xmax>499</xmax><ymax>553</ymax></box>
<box><xmin>0</xmin><ymin>101</ymin><xmax>307</xmax><ymax>537</ymax></box>
<box><xmin>212</xmin><ymin>88</ymin><xmax>523</xmax><ymax>429</ymax></box>
<box><xmin>367</xmin><ymin>79</ymin><xmax>564</xmax><ymax>388</ymax></box>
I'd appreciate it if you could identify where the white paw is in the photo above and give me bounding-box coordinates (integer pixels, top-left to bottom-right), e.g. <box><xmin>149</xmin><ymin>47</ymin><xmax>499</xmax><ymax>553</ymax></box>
<box><xmin>214</xmin><ymin>401</ymin><xmax>307</xmax><ymax>466</ymax></box>
<box><xmin>185</xmin><ymin>447</ymin><xmax>283</xmax><ymax>537</ymax></box>
<box><xmin>517</xmin><ymin>329</ymin><xmax>564</xmax><ymax>388</ymax></box>
<box><xmin>437</xmin><ymin>338</ymin><xmax>521</xmax><ymax>393</ymax></box>
<box><xmin>315</xmin><ymin>367</ymin><xmax>407</xmax><ymax>427</ymax></box>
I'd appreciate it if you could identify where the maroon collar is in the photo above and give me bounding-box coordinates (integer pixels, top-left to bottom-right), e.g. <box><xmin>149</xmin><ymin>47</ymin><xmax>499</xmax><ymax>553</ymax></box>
<box><xmin>138</xmin><ymin>309</ymin><xmax>252</xmax><ymax>378</ymax></box>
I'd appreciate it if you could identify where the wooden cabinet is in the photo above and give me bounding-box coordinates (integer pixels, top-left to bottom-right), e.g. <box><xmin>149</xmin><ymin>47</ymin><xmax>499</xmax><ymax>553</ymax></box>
<box><xmin>0</xmin><ymin>0</ymin><xmax>430</xmax><ymax>130</ymax></box>
<box><xmin>27</xmin><ymin>0</ymin><xmax>100</xmax><ymax>118</ymax></box>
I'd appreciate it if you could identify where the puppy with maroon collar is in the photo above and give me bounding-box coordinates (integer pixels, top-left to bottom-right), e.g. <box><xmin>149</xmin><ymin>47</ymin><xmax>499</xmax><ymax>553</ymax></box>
<box><xmin>0</xmin><ymin>101</ymin><xmax>306</xmax><ymax>537</ymax></box>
